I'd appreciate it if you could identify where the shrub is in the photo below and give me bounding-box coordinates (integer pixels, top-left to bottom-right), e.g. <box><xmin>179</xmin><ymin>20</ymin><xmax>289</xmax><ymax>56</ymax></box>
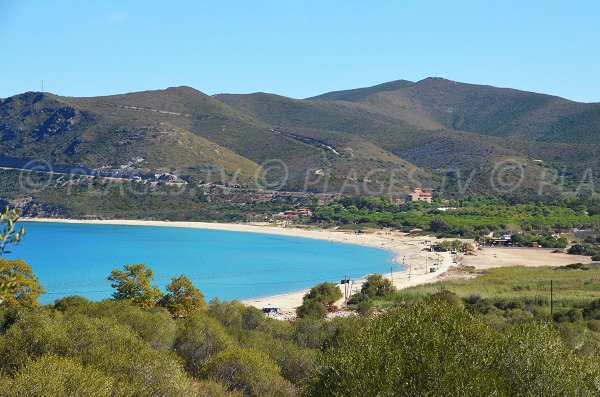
<box><xmin>302</xmin><ymin>303</ymin><xmax>600</xmax><ymax>396</ymax></box>
<box><xmin>292</xmin><ymin>318</ymin><xmax>337</xmax><ymax>349</ymax></box>
<box><xmin>173</xmin><ymin>312</ymin><xmax>234</xmax><ymax>376</ymax></box>
<box><xmin>554</xmin><ymin>308</ymin><xmax>584</xmax><ymax>323</ymax></box>
<box><xmin>202</xmin><ymin>348</ymin><xmax>296</xmax><ymax>397</ymax></box>
<box><xmin>58</xmin><ymin>299</ymin><xmax>177</xmax><ymax>351</ymax></box>
<box><xmin>361</xmin><ymin>274</ymin><xmax>396</xmax><ymax>297</ymax></box>
<box><xmin>195</xmin><ymin>380</ymin><xmax>243</xmax><ymax>397</ymax></box>
<box><xmin>0</xmin><ymin>308</ymin><xmax>198</xmax><ymax>396</ymax></box>
<box><xmin>53</xmin><ymin>296</ymin><xmax>91</xmax><ymax>312</ymax></box>
<box><xmin>583</xmin><ymin>299</ymin><xmax>600</xmax><ymax>320</ymax></box>
<box><xmin>207</xmin><ymin>299</ymin><xmax>245</xmax><ymax>328</ymax></box>
<box><xmin>429</xmin><ymin>290</ymin><xmax>464</xmax><ymax>310</ymax></box>
<box><xmin>296</xmin><ymin>300</ymin><xmax>328</xmax><ymax>319</ymax></box>
<box><xmin>303</xmin><ymin>282</ymin><xmax>342</xmax><ymax>305</ymax></box>
<box><xmin>2</xmin><ymin>354</ymin><xmax>114</xmax><ymax>397</ymax></box>
<box><xmin>356</xmin><ymin>301</ymin><xmax>375</xmax><ymax>317</ymax></box>
<box><xmin>587</xmin><ymin>320</ymin><xmax>600</xmax><ymax>333</ymax></box>
<box><xmin>226</xmin><ymin>328</ymin><xmax>318</xmax><ymax>385</ymax></box>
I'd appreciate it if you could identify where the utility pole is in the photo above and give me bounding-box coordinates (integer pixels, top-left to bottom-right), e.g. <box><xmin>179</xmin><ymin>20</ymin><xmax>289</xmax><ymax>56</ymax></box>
<box><xmin>344</xmin><ymin>274</ymin><xmax>347</xmax><ymax>302</ymax></box>
<box><xmin>550</xmin><ymin>280</ymin><xmax>554</xmax><ymax>317</ymax></box>
<box><xmin>340</xmin><ymin>276</ymin><xmax>350</xmax><ymax>304</ymax></box>
<box><xmin>390</xmin><ymin>266</ymin><xmax>393</xmax><ymax>284</ymax></box>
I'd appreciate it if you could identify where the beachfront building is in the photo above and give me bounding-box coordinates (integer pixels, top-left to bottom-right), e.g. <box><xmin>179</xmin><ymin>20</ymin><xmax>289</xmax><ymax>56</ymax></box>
<box><xmin>276</xmin><ymin>208</ymin><xmax>313</xmax><ymax>218</ymax></box>
<box><xmin>406</xmin><ymin>189</ymin><xmax>433</xmax><ymax>203</ymax></box>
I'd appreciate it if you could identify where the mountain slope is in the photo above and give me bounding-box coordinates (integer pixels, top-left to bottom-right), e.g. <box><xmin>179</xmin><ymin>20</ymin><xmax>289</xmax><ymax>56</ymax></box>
<box><xmin>1</xmin><ymin>78</ymin><xmax>597</xmax><ymax>197</ymax></box>
<box><xmin>309</xmin><ymin>77</ymin><xmax>600</xmax><ymax>143</ymax></box>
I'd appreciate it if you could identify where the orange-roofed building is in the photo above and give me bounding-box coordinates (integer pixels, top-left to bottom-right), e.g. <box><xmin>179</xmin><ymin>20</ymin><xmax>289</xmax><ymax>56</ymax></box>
<box><xmin>406</xmin><ymin>189</ymin><xmax>433</xmax><ymax>203</ymax></box>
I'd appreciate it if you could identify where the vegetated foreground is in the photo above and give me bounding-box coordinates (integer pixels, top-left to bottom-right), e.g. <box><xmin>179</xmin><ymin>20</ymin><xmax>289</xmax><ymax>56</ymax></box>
<box><xmin>1</xmin><ymin>257</ymin><xmax>599</xmax><ymax>396</ymax></box>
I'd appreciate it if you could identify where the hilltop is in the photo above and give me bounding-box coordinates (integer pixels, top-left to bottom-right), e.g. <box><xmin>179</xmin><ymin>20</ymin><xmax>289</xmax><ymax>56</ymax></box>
<box><xmin>1</xmin><ymin>78</ymin><xmax>598</xmax><ymax>198</ymax></box>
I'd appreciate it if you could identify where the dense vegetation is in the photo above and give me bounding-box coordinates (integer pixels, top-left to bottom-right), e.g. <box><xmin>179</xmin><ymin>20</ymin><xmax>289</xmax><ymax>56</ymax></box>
<box><xmin>1</xmin><ymin>254</ymin><xmax>599</xmax><ymax>395</ymax></box>
<box><xmin>1</xmin><ymin>205</ymin><xmax>600</xmax><ymax>394</ymax></box>
<box><xmin>304</xmin><ymin>302</ymin><xmax>599</xmax><ymax>396</ymax></box>
<box><xmin>568</xmin><ymin>235</ymin><xmax>600</xmax><ymax>260</ymax></box>
<box><xmin>311</xmin><ymin>194</ymin><xmax>600</xmax><ymax>237</ymax></box>
<box><xmin>368</xmin><ymin>265</ymin><xmax>600</xmax><ymax>355</ymax></box>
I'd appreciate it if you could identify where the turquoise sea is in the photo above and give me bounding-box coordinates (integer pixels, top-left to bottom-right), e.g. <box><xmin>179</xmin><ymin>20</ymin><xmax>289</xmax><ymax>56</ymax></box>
<box><xmin>6</xmin><ymin>222</ymin><xmax>400</xmax><ymax>304</ymax></box>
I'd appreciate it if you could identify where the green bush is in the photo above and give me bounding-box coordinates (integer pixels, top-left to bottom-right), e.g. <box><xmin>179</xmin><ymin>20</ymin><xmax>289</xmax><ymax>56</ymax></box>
<box><xmin>1</xmin><ymin>354</ymin><xmax>114</xmax><ymax>397</ymax></box>
<box><xmin>224</xmin><ymin>327</ymin><xmax>318</xmax><ymax>385</ymax></box>
<box><xmin>428</xmin><ymin>290</ymin><xmax>465</xmax><ymax>310</ymax></box>
<box><xmin>292</xmin><ymin>318</ymin><xmax>337</xmax><ymax>349</ymax></box>
<box><xmin>356</xmin><ymin>301</ymin><xmax>375</xmax><ymax>317</ymax></box>
<box><xmin>361</xmin><ymin>274</ymin><xmax>397</xmax><ymax>297</ymax></box>
<box><xmin>303</xmin><ymin>282</ymin><xmax>342</xmax><ymax>305</ymax></box>
<box><xmin>303</xmin><ymin>303</ymin><xmax>600</xmax><ymax>396</ymax></box>
<box><xmin>0</xmin><ymin>307</ymin><xmax>198</xmax><ymax>397</ymax></box>
<box><xmin>174</xmin><ymin>312</ymin><xmax>234</xmax><ymax>376</ymax></box>
<box><xmin>296</xmin><ymin>300</ymin><xmax>328</xmax><ymax>319</ymax></box>
<box><xmin>202</xmin><ymin>348</ymin><xmax>295</xmax><ymax>397</ymax></box>
<box><xmin>56</xmin><ymin>299</ymin><xmax>177</xmax><ymax>350</ymax></box>
<box><xmin>194</xmin><ymin>380</ymin><xmax>243</xmax><ymax>397</ymax></box>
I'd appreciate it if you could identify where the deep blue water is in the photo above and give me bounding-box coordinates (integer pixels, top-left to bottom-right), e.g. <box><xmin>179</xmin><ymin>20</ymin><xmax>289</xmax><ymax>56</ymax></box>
<box><xmin>6</xmin><ymin>222</ymin><xmax>399</xmax><ymax>304</ymax></box>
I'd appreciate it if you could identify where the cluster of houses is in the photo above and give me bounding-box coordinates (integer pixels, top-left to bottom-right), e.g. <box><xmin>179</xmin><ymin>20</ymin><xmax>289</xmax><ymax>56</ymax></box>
<box><xmin>276</xmin><ymin>207</ymin><xmax>313</xmax><ymax>218</ymax></box>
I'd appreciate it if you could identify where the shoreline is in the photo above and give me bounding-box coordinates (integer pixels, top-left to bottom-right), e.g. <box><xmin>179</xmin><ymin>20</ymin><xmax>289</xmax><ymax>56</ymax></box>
<box><xmin>22</xmin><ymin>218</ymin><xmax>452</xmax><ymax>310</ymax></box>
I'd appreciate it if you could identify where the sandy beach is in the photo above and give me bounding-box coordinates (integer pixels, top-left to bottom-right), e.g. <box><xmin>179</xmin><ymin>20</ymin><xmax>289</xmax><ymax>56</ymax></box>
<box><xmin>22</xmin><ymin>218</ymin><xmax>592</xmax><ymax>313</ymax></box>
<box><xmin>23</xmin><ymin>218</ymin><xmax>452</xmax><ymax>310</ymax></box>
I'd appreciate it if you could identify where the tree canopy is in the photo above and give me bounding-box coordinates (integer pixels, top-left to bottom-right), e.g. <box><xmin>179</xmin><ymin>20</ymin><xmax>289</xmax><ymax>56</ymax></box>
<box><xmin>107</xmin><ymin>264</ymin><xmax>163</xmax><ymax>308</ymax></box>
<box><xmin>361</xmin><ymin>274</ymin><xmax>396</xmax><ymax>297</ymax></box>
<box><xmin>303</xmin><ymin>282</ymin><xmax>342</xmax><ymax>306</ymax></box>
<box><xmin>158</xmin><ymin>275</ymin><xmax>206</xmax><ymax>317</ymax></box>
<box><xmin>0</xmin><ymin>258</ymin><xmax>45</xmax><ymax>308</ymax></box>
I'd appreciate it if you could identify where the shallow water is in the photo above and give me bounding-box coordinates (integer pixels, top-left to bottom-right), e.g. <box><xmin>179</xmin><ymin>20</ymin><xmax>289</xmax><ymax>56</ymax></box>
<box><xmin>6</xmin><ymin>222</ymin><xmax>400</xmax><ymax>304</ymax></box>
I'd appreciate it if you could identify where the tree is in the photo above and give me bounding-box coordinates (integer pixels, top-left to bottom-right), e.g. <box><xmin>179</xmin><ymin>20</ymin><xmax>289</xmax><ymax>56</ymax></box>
<box><xmin>0</xmin><ymin>258</ymin><xmax>45</xmax><ymax>308</ymax></box>
<box><xmin>296</xmin><ymin>282</ymin><xmax>342</xmax><ymax>319</ymax></box>
<box><xmin>0</xmin><ymin>206</ymin><xmax>25</xmax><ymax>256</ymax></box>
<box><xmin>303</xmin><ymin>282</ymin><xmax>342</xmax><ymax>305</ymax></box>
<box><xmin>158</xmin><ymin>275</ymin><xmax>205</xmax><ymax>317</ymax></box>
<box><xmin>108</xmin><ymin>264</ymin><xmax>163</xmax><ymax>309</ymax></box>
<box><xmin>430</xmin><ymin>216</ymin><xmax>450</xmax><ymax>233</ymax></box>
<box><xmin>361</xmin><ymin>274</ymin><xmax>396</xmax><ymax>297</ymax></box>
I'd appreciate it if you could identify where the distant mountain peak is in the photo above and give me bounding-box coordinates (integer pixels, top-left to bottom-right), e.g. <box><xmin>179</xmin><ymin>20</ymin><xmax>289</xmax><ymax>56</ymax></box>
<box><xmin>307</xmin><ymin>79</ymin><xmax>414</xmax><ymax>102</ymax></box>
<box><xmin>163</xmin><ymin>85</ymin><xmax>202</xmax><ymax>94</ymax></box>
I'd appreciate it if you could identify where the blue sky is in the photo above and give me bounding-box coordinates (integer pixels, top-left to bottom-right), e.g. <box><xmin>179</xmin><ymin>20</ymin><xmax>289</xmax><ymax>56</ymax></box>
<box><xmin>1</xmin><ymin>0</ymin><xmax>599</xmax><ymax>101</ymax></box>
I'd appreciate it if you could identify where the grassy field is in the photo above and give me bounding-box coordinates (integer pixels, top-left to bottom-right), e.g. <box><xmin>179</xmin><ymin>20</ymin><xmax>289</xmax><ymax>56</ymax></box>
<box><xmin>389</xmin><ymin>266</ymin><xmax>600</xmax><ymax>310</ymax></box>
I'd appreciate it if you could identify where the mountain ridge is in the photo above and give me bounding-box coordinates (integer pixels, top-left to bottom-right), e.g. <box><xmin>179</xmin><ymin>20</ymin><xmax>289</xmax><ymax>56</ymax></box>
<box><xmin>1</xmin><ymin>78</ymin><xmax>598</xmax><ymax>196</ymax></box>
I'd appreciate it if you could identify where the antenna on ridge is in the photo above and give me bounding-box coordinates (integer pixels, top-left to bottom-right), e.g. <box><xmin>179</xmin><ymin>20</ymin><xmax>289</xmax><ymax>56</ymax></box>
<box><xmin>41</xmin><ymin>80</ymin><xmax>44</xmax><ymax>93</ymax></box>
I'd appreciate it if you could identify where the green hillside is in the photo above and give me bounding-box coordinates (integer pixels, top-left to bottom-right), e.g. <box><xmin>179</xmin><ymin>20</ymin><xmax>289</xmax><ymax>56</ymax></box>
<box><xmin>309</xmin><ymin>77</ymin><xmax>600</xmax><ymax>144</ymax></box>
<box><xmin>1</xmin><ymin>78</ymin><xmax>598</xmax><ymax>199</ymax></box>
